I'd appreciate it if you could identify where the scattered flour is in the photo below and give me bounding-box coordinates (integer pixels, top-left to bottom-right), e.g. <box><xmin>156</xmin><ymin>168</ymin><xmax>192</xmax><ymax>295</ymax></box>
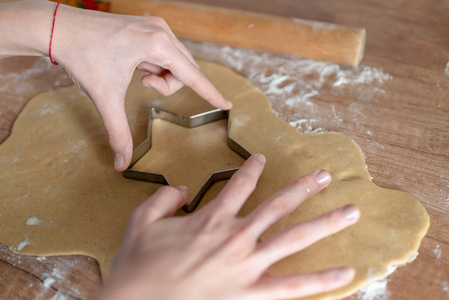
<box><xmin>288</xmin><ymin>119</ymin><xmax>324</xmax><ymax>134</ymax></box>
<box><xmin>356</xmin><ymin>254</ymin><xmax>420</xmax><ymax>300</ymax></box>
<box><xmin>1</xmin><ymin>243</ymin><xmax>83</xmax><ymax>298</ymax></box>
<box><xmin>445</xmin><ymin>62</ymin><xmax>449</xmax><ymax>75</ymax></box>
<box><xmin>16</xmin><ymin>192</ymin><xmax>30</xmax><ymax>202</ymax></box>
<box><xmin>0</xmin><ymin>40</ymin><xmax>409</xmax><ymax>300</ymax></box>
<box><xmin>43</xmin><ymin>277</ymin><xmax>55</xmax><ymax>289</ymax></box>
<box><xmin>17</xmin><ymin>239</ymin><xmax>30</xmax><ymax>251</ymax></box>
<box><xmin>40</xmin><ymin>102</ymin><xmax>65</xmax><ymax>115</ymax></box>
<box><xmin>41</xmin><ymin>264</ymin><xmax>83</xmax><ymax>298</ymax></box>
<box><xmin>0</xmin><ymin>57</ymin><xmax>69</xmax><ymax>95</ymax></box>
<box><xmin>50</xmin><ymin>267</ymin><xmax>82</xmax><ymax>298</ymax></box>
<box><xmin>332</xmin><ymin>67</ymin><xmax>392</xmax><ymax>87</ymax></box>
<box><xmin>357</xmin><ymin>279</ymin><xmax>391</xmax><ymax>300</ymax></box>
<box><xmin>232</xmin><ymin>114</ymin><xmax>252</xmax><ymax>127</ymax></box>
<box><xmin>385</xmin><ymin>265</ymin><xmax>399</xmax><ymax>277</ymax></box>
<box><xmin>49</xmin><ymin>294</ymin><xmax>70</xmax><ymax>300</ymax></box>
<box><xmin>407</xmin><ymin>251</ymin><xmax>419</xmax><ymax>263</ymax></box>
<box><xmin>442</xmin><ymin>280</ymin><xmax>449</xmax><ymax>297</ymax></box>
<box><xmin>434</xmin><ymin>244</ymin><xmax>441</xmax><ymax>265</ymax></box>
<box><xmin>26</xmin><ymin>217</ymin><xmax>41</xmax><ymax>226</ymax></box>
<box><xmin>68</xmin><ymin>139</ymin><xmax>88</xmax><ymax>154</ymax></box>
<box><xmin>331</xmin><ymin>104</ymin><xmax>343</xmax><ymax>123</ymax></box>
<box><xmin>0</xmin><ymin>58</ymin><xmax>50</xmax><ymax>94</ymax></box>
<box><xmin>184</xmin><ymin>40</ymin><xmax>392</xmax><ymax>134</ymax></box>
<box><xmin>9</xmin><ymin>236</ymin><xmax>31</xmax><ymax>252</ymax></box>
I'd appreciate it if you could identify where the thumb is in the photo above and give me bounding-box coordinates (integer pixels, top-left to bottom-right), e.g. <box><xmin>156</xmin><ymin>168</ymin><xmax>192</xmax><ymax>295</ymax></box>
<box><xmin>94</xmin><ymin>96</ymin><xmax>133</xmax><ymax>172</ymax></box>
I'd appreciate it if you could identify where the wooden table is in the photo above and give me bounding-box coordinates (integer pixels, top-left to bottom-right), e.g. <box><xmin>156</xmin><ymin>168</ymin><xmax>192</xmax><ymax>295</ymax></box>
<box><xmin>0</xmin><ymin>0</ymin><xmax>448</xmax><ymax>299</ymax></box>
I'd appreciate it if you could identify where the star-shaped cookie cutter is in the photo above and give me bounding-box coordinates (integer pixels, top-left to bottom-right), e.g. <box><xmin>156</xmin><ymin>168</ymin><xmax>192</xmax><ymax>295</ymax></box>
<box><xmin>123</xmin><ymin>107</ymin><xmax>251</xmax><ymax>213</ymax></box>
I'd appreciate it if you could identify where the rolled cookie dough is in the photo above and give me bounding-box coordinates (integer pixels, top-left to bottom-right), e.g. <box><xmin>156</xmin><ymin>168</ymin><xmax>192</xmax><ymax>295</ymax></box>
<box><xmin>0</xmin><ymin>61</ymin><xmax>429</xmax><ymax>299</ymax></box>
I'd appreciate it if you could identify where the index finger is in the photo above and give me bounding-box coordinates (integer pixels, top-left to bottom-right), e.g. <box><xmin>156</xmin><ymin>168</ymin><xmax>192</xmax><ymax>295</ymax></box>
<box><xmin>156</xmin><ymin>46</ymin><xmax>232</xmax><ymax>110</ymax></box>
<box><xmin>207</xmin><ymin>154</ymin><xmax>266</xmax><ymax>216</ymax></box>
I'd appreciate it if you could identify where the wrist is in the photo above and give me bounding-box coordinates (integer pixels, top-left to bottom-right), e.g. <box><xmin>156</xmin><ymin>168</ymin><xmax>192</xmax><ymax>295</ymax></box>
<box><xmin>92</xmin><ymin>272</ymin><xmax>150</xmax><ymax>300</ymax></box>
<box><xmin>0</xmin><ymin>0</ymin><xmax>57</xmax><ymax>58</ymax></box>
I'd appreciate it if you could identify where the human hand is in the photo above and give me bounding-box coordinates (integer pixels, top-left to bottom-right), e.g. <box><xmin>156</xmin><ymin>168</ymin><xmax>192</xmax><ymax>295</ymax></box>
<box><xmin>94</xmin><ymin>154</ymin><xmax>360</xmax><ymax>300</ymax></box>
<box><xmin>50</xmin><ymin>4</ymin><xmax>231</xmax><ymax>171</ymax></box>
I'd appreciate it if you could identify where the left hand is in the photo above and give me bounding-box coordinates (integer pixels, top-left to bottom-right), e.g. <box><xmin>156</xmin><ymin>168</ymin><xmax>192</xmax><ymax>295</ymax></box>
<box><xmin>51</xmin><ymin>3</ymin><xmax>231</xmax><ymax>171</ymax></box>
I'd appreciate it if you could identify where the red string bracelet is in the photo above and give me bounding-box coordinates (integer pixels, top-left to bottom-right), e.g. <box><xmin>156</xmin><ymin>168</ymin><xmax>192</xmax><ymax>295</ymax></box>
<box><xmin>49</xmin><ymin>2</ymin><xmax>60</xmax><ymax>65</ymax></box>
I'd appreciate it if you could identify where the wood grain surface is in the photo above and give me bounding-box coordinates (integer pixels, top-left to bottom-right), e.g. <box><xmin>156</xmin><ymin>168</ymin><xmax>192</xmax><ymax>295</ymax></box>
<box><xmin>111</xmin><ymin>0</ymin><xmax>366</xmax><ymax>66</ymax></box>
<box><xmin>0</xmin><ymin>0</ymin><xmax>448</xmax><ymax>299</ymax></box>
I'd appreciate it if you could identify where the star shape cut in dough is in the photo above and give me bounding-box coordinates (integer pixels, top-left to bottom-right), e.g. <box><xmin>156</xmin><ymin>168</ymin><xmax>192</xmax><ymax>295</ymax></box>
<box><xmin>124</xmin><ymin>108</ymin><xmax>251</xmax><ymax>213</ymax></box>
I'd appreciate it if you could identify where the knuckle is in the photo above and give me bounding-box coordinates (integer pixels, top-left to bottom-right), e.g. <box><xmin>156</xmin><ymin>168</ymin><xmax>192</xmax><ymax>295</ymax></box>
<box><xmin>294</xmin><ymin>174</ymin><xmax>319</xmax><ymax>193</ymax></box>
<box><xmin>225</xmin><ymin>224</ymin><xmax>253</xmax><ymax>248</ymax></box>
<box><xmin>149</xmin><ymin>29</ymin><xmax>171</xmax><ymax>45</ymax></box>
<box><xmin>132</xmin><ymin>201</ymin><xmax>158</xmax><ymax>223</ymax></box>
<box><xmin>149</xmin><ymin>16</ymin><xmax>168</xmax><ymax>27</ymax></box>
<box><xmin>158</xmin><ymin>88</ymin><xmax>172</xmax><ymax>96</ymax></box>
<box><xmin>324</xmin><ymin>210</ymin><xmax>342</xmax><ymax>225</ymax></box>
<box><xmin>143</xmin><ymin>209</ymin><xmax>160</xmax><ymax>223</ymax></box>
<box><xmin>288</xmin><ymin>225</ymin><xmax>307</xmax><ymax>241</ymax></box>
<box><xmin>130</xmin><ymin>206</ymin><xmax>143</xmax><ymax>222</ymax></box>
<box><xmin>181</xmin><ymin>68</ymin><xmax>201</xmax><ymax>87</ymax></box>
<box><xmin>157</xmin><ymin>185</ymin><xmax>179</xmax><ymax>197</ymax></box>
<box><xmin>286</xmin><ymin>279</ymin><xmax>306</xmax><ymax>291</ymax></box>
<box><xmin>234</xmin><ymin>171</ymin><xmax>257</xmax><ymax>189</ymax></box>
<box><xmin>267</xmin><ymin>194</ymin><xmax>289</xmax><ymax>211</ymax></box>
<box><xmin>200</xmin><ymin>209</ymin><xmax>226</xmax><ymax>230</ymax></box>
<box><xmin>106</xmin><ymin>128</ymin><xmax>130</xmax><ymax>146</ymax></box>
<box><xmin>318</xmin><ymin>282</ymin><xmax>332</xmax><ymax>291</ymax></box>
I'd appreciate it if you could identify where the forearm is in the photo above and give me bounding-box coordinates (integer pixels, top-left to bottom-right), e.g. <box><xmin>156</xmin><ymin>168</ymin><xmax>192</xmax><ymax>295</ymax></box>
<box><xmin>0</xmin><ymin>0</ymin><xmax>56</xmax><ymax>58</ymax></box>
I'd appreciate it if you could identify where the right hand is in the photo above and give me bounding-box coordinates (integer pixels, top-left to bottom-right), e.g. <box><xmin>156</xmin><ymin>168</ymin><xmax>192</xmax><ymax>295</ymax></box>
<box><xmin>94</xmin><ymin>154</ymin><xmax>360</xmax><ymax>300</ymax></box>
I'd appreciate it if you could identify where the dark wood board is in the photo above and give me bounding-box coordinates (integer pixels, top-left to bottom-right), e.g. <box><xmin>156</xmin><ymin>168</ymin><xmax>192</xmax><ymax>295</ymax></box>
<box><xmin>0</xmin><ymin>0</ymin><xmax>448</xmax><ymax>299</ymax></box>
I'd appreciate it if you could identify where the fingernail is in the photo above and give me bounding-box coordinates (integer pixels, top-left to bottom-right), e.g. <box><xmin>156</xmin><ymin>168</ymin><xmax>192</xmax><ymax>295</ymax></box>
<box><xmin>225</xmin><ymin>99</ymin><xmax>233</xmax><ymax>109</ymax></box>
<box><xmin>175</xmin><ymin>185</ymin><xmax>189</xmax><ymax>200</ymax></box>
<box><xmin>175</xmin><ymin>185</ymin><xmax>188</xmax><ymax>192</ymax></box>
<box><xmin>255</xmin><ymin>154</ymin><xmax>266</xmax><ymax>165</ymax></box>
<box><xmin>335</xmin><ymin>267</ymin><xmax>355</xmax><ymax>281</ymax></box>
<box><xmin>114</xmin><ymin>153</ymin><xmax>125</xmax><ymax>170</ymax></box>
<box><xmin>316</xmin><ymin>170</ymin><xmax>331</xmax><ymax>184</ymax></box>
<box><xmin>342</xmin><ymin>205</ymin><xmax>360</xmax><ymax>222</ymax></box>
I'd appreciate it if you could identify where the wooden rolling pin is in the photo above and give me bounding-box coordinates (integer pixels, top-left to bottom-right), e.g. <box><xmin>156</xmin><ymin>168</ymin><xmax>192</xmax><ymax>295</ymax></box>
<box><xmin>111</xmin><ymin>0</ymin><xmax>366</xmax><ymax>66</ymax></box>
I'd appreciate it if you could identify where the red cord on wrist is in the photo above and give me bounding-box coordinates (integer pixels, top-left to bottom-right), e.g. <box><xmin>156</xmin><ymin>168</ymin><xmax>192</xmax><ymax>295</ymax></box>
<box><xmin>49</xmin><ymin>2</ymin><xmax>60</xmax><ymax>66</ymax></box>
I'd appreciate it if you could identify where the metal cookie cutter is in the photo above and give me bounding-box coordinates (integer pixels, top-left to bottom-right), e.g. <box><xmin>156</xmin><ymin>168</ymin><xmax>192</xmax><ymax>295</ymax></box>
<box><xmin>123</xmin><ymin>108</ymin><xmax>251</xmax><ymax>213</ymax></box>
